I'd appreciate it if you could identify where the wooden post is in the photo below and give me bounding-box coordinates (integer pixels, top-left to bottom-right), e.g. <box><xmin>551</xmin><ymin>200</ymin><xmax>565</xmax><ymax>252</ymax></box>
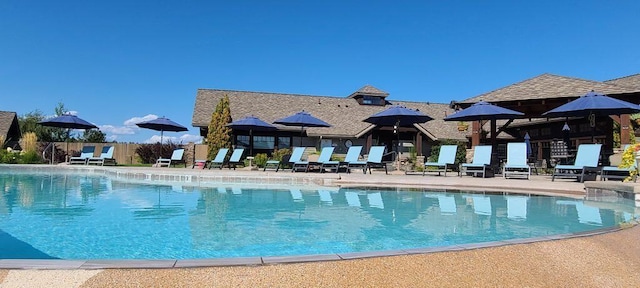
<box><xmin>472</xmin><ymin>121</ymin><xmax>481</xmax><ymax>147</ymax></box>
<box><xmin>620</xmin><ymin>114</ymin><xmax>631</xmax><ymax>145</ymax></box>
<box><xmin>416</xmin><ymin>132</ymin><xmax>422</xmax><ymax>156</ymax></box>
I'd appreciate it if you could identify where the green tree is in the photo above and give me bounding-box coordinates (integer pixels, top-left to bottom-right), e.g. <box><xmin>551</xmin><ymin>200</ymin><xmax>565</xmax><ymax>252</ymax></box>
<box><xmin>82</xmin><ymin>129</ymin><xmax>107</xmax><ymax>143</ymax></box>
<box><xmin>206</xmin><ymin>95</ymin><xmax>232</xmax><ymax>160</ymax></box>
<box><xmin>19</xmin><ymin>103</ymin><xmax>73</xmax><ymax>142</ymax></box>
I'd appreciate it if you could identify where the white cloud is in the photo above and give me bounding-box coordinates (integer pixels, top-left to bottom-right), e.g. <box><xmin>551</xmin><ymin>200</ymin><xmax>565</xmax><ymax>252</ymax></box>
<box><xmin>124</xmin><ymin>114</ymin><xmax>158</xmax><ymax>126</ymax></box>
<box><xmin>99</xmin><ymin>125</ymin><xmax>136</xmax><ymax>135</ymax></box>
<box><xmin>143</xmin><ymin>133</ymin><xmax>202</xmax><ymax>144</ymax></box>
<box><xmin>67</xmin><ymin>110</ymin><xmax>78</xmax><ymax>116</ymax></box>
<box><xmin>180</xmin><ymin>134</ymin><xmax>203</xmax><ymax>144</ymax></box>
<box><xmin>106</xmin><ymin>135</ymin><xmax>118</xmax><ymax>142</ymax></box>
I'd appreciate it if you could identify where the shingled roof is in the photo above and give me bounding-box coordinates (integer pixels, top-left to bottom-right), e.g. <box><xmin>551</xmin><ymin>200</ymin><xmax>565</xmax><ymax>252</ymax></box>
<box><xmin>192</xmin><ymin>88</ymin><xmax>467</xmax><ymax>141</ymax></box>
<box><xmin>348</xmin><ymin>85</ymin><xmax>389</xmax><ymax>98</ymax></box>
<box><xmin>460</xmin><ymin>73</ymin><xmax>637</xmax><ymax>103</ymax></box>
<box><xmin>605</xmin><ymin>74</ymin><xmax>640</xmax><ymax>90</ymax></box>
<box><xmin>0</xmin><ymin>111</ymin><xmax>21</xmax><ymax>146</ymax></box>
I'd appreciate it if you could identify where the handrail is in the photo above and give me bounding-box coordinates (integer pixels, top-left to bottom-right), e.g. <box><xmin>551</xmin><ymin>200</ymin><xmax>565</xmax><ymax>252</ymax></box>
<box><xmin>42</xmin><ymin>142</ymin><xmax>54</xmax><ymax>164</ymax></box>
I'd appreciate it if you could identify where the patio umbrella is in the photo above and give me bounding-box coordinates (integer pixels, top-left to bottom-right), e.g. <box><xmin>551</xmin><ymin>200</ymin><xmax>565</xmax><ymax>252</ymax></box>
<box><xmin>524</xmin><ymin>132</ymin><xmax>532</xmax><ymax>157</ymax></box>
<box><xmin>38</xmin><ymin>114</ymin><xmax>98</xmax><ymax>164</ymax></box>
<box><xmin>363</xmin><ymin>106</ymin><xmax>433</xmax><ymax>172</ymax></box>
<box><xmin>136</xmin><ymin>117</ymin><xmax>188</xmax><ymax>144</ymax></box>
<box><xmin>227</xmin><ymin>116</ymin><xmax>277</xmax><ymax>155</ymax></box>
<box><xmin>274</xmin><ymin>111</ymin><xmax>331</xmax><ymax>146</ymax></box>
<box><xmin>445</xmin><ymin>101</ymin><xmax>524</xmax><ymax>166</ymax></box>
<box><xmin>444</xmin><ymin>101</ymin><xmax>524</xmax><ymax>122</ymax></box>
<box><xmin>542</xmin><ymin>91</ymin><xmax>640</xmax><ymax>142</ymax></box>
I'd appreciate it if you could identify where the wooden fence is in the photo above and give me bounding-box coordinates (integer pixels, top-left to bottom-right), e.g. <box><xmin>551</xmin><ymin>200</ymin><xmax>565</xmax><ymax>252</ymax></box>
<box><xmin>47</xmin><ymin>142</ymin><xmax>210</xmax><ymax>166</ymax></box>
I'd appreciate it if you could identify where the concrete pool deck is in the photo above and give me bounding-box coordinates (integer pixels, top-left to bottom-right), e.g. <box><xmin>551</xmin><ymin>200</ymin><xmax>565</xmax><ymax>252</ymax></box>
<box><xmin>1</xmin><ymin>165</ymin><xmax>639</xmax><ymax>287</ymax></box>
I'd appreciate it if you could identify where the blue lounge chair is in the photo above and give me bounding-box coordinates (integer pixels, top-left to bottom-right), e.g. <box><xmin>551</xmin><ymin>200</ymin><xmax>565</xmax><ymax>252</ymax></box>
<box><xmin>69</xmin><ymin>146</ymin><xmax>95</xmax><ymax>165</ymax></box>
<box><xmin>87</xmin><ymin>146</ymin><xmax>116</xmax><ymax>166</ymax></box>
<box><xmin>156</xmin><ymin>148</ymin><xmax>186</xmax><ymax>167</ymax></box>
<box><xmin>423</xmin><ymin>145</ymin><xmax>457</xmax><ymax>176</ymax></box>
<box><xmin>460</xmin><ymin>145</ymin><xmax>492</xmax><ymax>178</ymax></box>
<box><xmin>227</xmin><ymin>148</ymin><xmax>245</xmax><ymax>170</ymax></box>
<box><xmin>316</xmin><ymin>147</ymin><xmax>339</xmax><ymax>173</ymax></box>
<box><xmin>294</xmin><ymin>147</ymin><xmax>334</xmax><ymax>173</ymax></box>
<box><xmin>341</xmin><ymin>146</ymin><xmax>363</xmax><ymax>173</ymax></box>
<box><xmin>208</xmin><ymin>148</ymin><xmax>229</xmax><ymax>169</ymax></box>
<box><xmin>347</xmin><ymin>146</ymin><xmax>387</xmax><ymax>174</ymax></box>
<box><xmin>502</xmin><ymin>142</ymin><xmax>531</xmax><ymax>179</ymax></box>
<box><xmin>366</xmin><ymin>146</ymin><xmax>388</xmax><ymax>174</ymax></box>
<box><xmin>601</xmin><ymin>145</ymin><xmax>637</xmax><ymax>182</ymax></box>
<box><xmin>288</xmin><ymin>147</ymin><xmax>307</xmax><ymax>172</ymax></box>
<box><xmin>552</xmin><ymin>144</ymin><xmax>602</xmax><ymax>182</ymax></box>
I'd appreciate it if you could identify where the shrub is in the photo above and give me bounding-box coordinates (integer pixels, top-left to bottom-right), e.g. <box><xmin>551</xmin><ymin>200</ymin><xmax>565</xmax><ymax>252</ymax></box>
<box><xmin>254</xmin><ymin>153</ymin><xmax>268</xmax><ymax>168</ymax></box>
<box><xmin>135</xmin><ymin>142</ymin><xmax>181</xmax><ymax>164</ymax></box>
<box><xmin>18</xmin><ymin>150</ymin><xmax>42</xmax><ymax>164</ymax></box>
<box><xmin>271</xmin><ymin>148</ymin><xmax>291</xmax><ymax>162</ymax></box>
<box><xmin>0</xmin><ymin>150</ymin><xmax>17</xmax><ymax>163</ymax></box>
<box><xmin>20</xmin><ymin>132</ymin><xmax>38</xmax><ymax>153</ymax></box>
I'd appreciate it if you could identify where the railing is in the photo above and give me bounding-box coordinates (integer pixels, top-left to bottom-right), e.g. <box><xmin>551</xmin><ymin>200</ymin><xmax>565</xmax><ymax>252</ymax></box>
<box><xmin>42</xmin><ymin>142</ymin><xmax>55</xmax><ymax>164</ymax></box>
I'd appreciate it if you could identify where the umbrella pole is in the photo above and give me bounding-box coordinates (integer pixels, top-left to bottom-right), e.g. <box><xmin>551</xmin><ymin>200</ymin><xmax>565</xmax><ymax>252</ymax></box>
<box><xmin>249</xmin><ymin>129</ymin><xmax>253</xmax><ymax>156</ymax></box>
<box><xmin>396</xmin><ymin>120</ymin><xmax>401</xmax><ymax>172</ymax></box>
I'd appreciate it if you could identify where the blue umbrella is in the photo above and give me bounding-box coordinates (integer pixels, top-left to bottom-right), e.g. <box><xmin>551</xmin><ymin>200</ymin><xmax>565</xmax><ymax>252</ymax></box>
<box><xmin>274</xmin><ymin>111</ymin><xmax>331</xmax><ymax>128</ymax></box>
<box><xmin>363</xmin><ymin>105</ymin><xmax>433</xmax><ymax>127</ymax></box>
<box><xmin>524</xmin><ymin>132</ymin><xmax>532</xmax><ymax>157</ymax></box>
<box><xmin>364</xmin><ymin>106</ymin><xmax>433</xmax><ymax>173</ymax></box>
<box><xmin>227</xmin><ymin>116</ymin><xmax>277</xmax><ymax>155</ymax></box>
<box><xmin>136</xmin><ymin>117</ymin><xmax>188</xmax><ymax>144</ymax></box>
<box><xmin>542</xmin><ymin>91</ymin><xmax>640</xmax><ymax>118</ymax></box>
<box><xmin>542</xmin><ymin>91</ymin><xmax>640</xmax><ymax>142</ymax></box>
<box><xmin>444</xmin><ymin>101</ymin><xmax>524</xmax><ymax>121</ymax></box>
<box><xmin>274</xmin><ymin>111</ymin><xmax>331</xmax><ymax>146</ymax></box>
<box><xmin>38</xmin><ymin>114</ymin><xmax>98</xmax><ymax>164</ymax></box>
<box><xmin>38</xmin><ymin>114</ymin><xmax>98</xmax><ymax>130</ymax></box>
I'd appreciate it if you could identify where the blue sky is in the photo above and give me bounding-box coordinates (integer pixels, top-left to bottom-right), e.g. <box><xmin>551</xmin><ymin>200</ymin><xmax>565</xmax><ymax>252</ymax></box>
<box><xmin>1</xmin><ymin>1</ymin><xmax>639</xmax><ymax>143</ymax></box>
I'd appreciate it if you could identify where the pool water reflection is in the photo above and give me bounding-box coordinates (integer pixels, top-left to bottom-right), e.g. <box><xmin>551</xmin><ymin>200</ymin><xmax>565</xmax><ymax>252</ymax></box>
<box><xmin>0</xmin><ymin>172</ymin><xmax>636</xmax><ymax>259</ymax></box>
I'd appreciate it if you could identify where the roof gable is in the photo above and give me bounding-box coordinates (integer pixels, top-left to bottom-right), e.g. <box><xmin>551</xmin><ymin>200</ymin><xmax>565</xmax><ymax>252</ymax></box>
<box><xmin>461</xmin><ymin>73</ymin><xmax>636</xmax><ymax>103</ymax></box>
<box><xmin>0</xmin><ymin>111</ymin><xmax>21</xmax><ymax>145</ymax></box>
<box><xmin>348</xmin><ymin>85</ymin><xmax>389</xmax><ymax>98</ymax></box>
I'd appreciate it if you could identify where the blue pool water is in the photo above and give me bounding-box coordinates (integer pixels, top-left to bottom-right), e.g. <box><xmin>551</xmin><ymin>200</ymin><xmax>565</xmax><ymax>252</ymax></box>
<box><xmin>0</xmin><ymin>170</ymin><xmax>636</xmax><ymax>260</ymax></box>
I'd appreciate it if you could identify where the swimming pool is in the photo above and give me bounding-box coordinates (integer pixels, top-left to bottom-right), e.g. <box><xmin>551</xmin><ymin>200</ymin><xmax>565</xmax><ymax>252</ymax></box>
<box><xmin>0</xmin><ymin>169</ymin><xmax>636</xmax><ymax>260</ymax></box>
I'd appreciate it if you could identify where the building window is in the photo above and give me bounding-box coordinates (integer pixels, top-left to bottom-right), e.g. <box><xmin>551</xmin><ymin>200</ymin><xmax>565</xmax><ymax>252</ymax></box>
<box><xmin>253</xmin><ymin>136</ymin><xmax>275</xmax><ymax>149</ymax></box>
<box><xmin>362</xmin><ymin>96</ymin><xmax>383</xmax><ymax>105</ymax></box>
<box><xmin>236</xmin><ymin>135</ymin><xmax>249</xmax><ymax>148</ymax></box>
<box><xmin>277</xmin><ymin>136</ymin><xmax>290</xmax><ymax>149</ymax></box>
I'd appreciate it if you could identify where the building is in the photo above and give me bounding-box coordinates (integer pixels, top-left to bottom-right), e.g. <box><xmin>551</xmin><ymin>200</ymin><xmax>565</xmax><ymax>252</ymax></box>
<box><xmin>0</xmin><ymin>111</ymin><xmax>21</xmax><ymax>149</ymax></box>
<box><xmin>192</xmin><ymin>86</ymin><xmax>468</xmax><ymax>158</ymax></box>
<box><xmin>454</xmin><ymin>73</ymin><xmax>640</xmax><ymax>164</ymax></box>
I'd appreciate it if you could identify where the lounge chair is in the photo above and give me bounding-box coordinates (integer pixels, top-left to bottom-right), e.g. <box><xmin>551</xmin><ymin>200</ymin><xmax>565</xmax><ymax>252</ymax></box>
<box><xmin>502</xmin><ymin>142</ymin><xmax>531</xmax><ymax>179</ymax></box>
<box><xmin>460</xmin><ymin>145</ymin><xmax>493</xmax><ymax>178</ymax></box>
<box><xmin>423</xmin><ymin>145</ymin><xmax>457</xmax><ymax>176</ymax></box>
<box><xmin>227</xmin><ymin>148</ymin><xmax>245</xmax><ymax>170</ymax></box>
<box><xmin>288</xmin><ymin>147</ymin><xmax>308</xmax><ymax>172</ymax></box>
<box><xmin>208</xmin><ymin>148</ymin><xmax>229</xmax><ymax>169</ymax></box>
<box><xmin>69</xmin><ymin>146</ymin><xmax>95</xmax><ymax>165</ymax></box>
<box><xmin>318</xmin><ymin>147</ymin><xmax>341</xmax><ymax>173</ymax></box>
<box><xmin>340</xmin><ymin>146</ymin><xmax>363</xmax><ymax>173</ymax></box>
<box><xmin>293</xmin><ymin>147</ymin><xmax>334</xmax><ymax>173</ymax></box>
<box><xmin>601</xmin><ymin>145</ymin><xmax>637</xmax><ymax>182</ymax></box>
<box><xmin>347</xmin><ymin>146</ymin><xmax>387</xmax><ymax>174</ymax></box>
<box><xmin>264</xmin><ymin>158</ymin><xmax>282</xmax><ymax>172</ymax></box>
<box><xmin>87</xmin><ymin>146</ymin><xmax>116</xmax><ymax>166</ymax></box>
<box><xmin>156</xmin><ymin>148</ymin><xmax>186</xmax><ymax>167</ymax></box>
<box><xmin>365</xmin><ymin>146</ymin><xmax>388</xmax><ymax>174</ymax></box>
<box><xmin>551</xmin><ymin>144</ymin><xmax>601</xmax><ymax>182</ymax></box>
